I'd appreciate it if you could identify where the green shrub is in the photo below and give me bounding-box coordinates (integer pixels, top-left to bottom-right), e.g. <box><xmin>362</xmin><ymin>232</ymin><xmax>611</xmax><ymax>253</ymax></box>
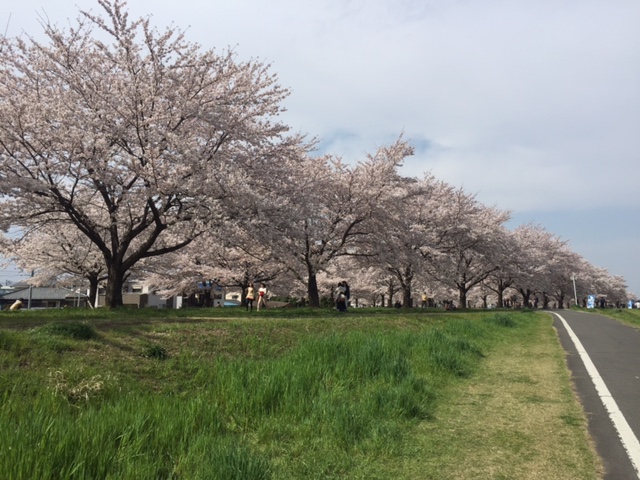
<box><xmin>142</xmin><ymin>343</ymin><xmax>168</xmax><ymax>360</ymax></box>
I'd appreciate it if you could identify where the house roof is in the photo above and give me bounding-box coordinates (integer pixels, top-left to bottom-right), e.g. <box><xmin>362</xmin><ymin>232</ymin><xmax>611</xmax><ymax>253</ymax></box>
<box><xmin>0</xmin><ymin>287</ymin><xmax>88</xmax><ymax>301</ymax></box>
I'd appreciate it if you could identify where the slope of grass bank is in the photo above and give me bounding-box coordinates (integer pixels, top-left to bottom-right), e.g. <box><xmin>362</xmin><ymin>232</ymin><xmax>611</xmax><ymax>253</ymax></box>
<box><xmin>0</xmin><ymin>308</ymin><xmax>599</xmax><ymax>479</ymax></box>
<box><xmin>596</xmin><ymin>307</ymin><xmax>640</xmax><ymax>328</ymax></box>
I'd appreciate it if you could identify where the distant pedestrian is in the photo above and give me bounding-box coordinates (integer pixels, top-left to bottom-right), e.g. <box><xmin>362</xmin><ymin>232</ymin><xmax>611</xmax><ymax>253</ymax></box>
<box><xmin>245</xmin><ymin>283</ymin><xmax>255</xmax><ymax>311</ymax></box>
<box><xmin>9</xmin><ymin>298</ymin><xmax>24</xmax><ymax>311</ymax></box>
<box><xmin>343</xmin><ymin>281</ymin><xmax>351</xmax><ymax>310</ymax></box>
<box><xmin>257</xmin><ymin>284</ymin><xmax>268</xmax><ymax>311</ymax></box>
<box><xmin>421</xmin><ymin>293</ymin><xmax>427</xmax><ymax>308</ymax></box>
<box><xmin>336</xmin><ymin>282</ymin><xmax>347</xmax><ymax>312</ymax></box>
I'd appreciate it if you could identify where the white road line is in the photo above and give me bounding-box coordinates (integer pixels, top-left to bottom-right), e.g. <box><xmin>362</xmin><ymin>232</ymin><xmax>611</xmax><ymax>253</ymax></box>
<box><xmin>552</xmin><ymin>312</ymin><xmax>640</xmax><ymax>479</ymax></box>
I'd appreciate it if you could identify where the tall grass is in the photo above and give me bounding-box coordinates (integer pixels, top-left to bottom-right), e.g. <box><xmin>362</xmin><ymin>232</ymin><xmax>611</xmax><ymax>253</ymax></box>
<box><xmin>0</xmin><ymin>311</ymin><xmax>521</xmax><ymax>479</ymax></box>
<box><xmin>0</xmin><ymin>395</ymin><xmax>268</xmax><ymax>480</ymax></box>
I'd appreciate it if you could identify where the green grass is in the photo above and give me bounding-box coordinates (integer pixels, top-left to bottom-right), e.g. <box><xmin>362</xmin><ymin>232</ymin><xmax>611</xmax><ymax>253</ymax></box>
<box><xmin>33</xmin><ymin>321</ymin><xmax>99</xmax><ymax>340</ymax></box>
<box><xmin>0</xmin><ymin>308</ymin><xmax>599</xmax><ymax>479</ymax></box>
<box><xmin>598</xmin><ymin>307</ymin><xmax>640</xmax><ymax>328</ymax></box>
<box><xmin>401</xmin><ymin>311</ymin><xmax>601</xmax><ymax>479</ymax></box>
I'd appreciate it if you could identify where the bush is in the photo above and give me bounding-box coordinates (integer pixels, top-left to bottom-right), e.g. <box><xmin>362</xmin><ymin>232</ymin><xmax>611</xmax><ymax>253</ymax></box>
<box><xmin>142</xmin><ymin>343</ymin><xmax>168</xmax><ymax>360</ymax></box>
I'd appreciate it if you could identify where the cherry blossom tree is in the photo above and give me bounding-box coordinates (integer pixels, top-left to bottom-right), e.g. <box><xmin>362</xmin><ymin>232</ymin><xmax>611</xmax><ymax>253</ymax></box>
<box><xmin>485</xmin><ymin>271</ymin><xmax>514</xmax><ymax>308</ymax></box>
<box><xmin>483</xmin><ymin>230</ymin><xmax>522</xmax><ymax>308</ymax></box>
<box><xmin>484</xmin><ymin>223</ymin><xmax>557</xmax><ymax>308</ymax></box>
<box><xmin>329</xmin><ymin>260</ymin><xmax>394</xmax><ymax>307</ymax></box>
<box><xmin>507</xmin><ymin>224</ymin><xmax>569</xmax><ymax>308</ymax></box>
<box><xmin>542</xmin><ymin>244</ymin><xmax>583</xmax><ymax>309</ymax></box>
<box><xmin>362</xmin><ymin>174</ymin><xmax>442</xmax><ymax>309</ymax></box>
<box><xmin>0</xmin><ymin>0</ymin><xmax>304</xmax><ymax>307</ymax></box>
<box><xmin>1</xmin><ymin>225</ymin><xmax>107</xmax><ymax>305</ymax></box>
<box><xmin>416</xmin><ymin>186</ymin><xmax>511</xmax><ymax>309</ymax></box>
<box><xmin>593</xmin><ymin>271</ymin><xmax>628</xmax><ymax>307</ymax></box>
<box><xmin>1</xmin><ymin>2</ymin><xmax>630</xmax><ymax>310</ymax></box>
<box><xmin>248</xmin><ymin>138</ymin><xmax>413</xmax><ymax>307</ymax></box>
<box><xmin>139</xmin><ymin>220</ymin><xmax>286</xmax><ymax>304</ymax></box>
<box><xmin>570</xmin><ymin>261</ymin><xmax>628</xmax><ymax>308</ymax></box>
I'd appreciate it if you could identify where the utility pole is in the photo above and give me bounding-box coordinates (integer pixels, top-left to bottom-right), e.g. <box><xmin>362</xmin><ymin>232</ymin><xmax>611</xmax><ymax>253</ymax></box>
<box><xmin>27</xmin><ymin>270</ymin><xmax>34</xmax><ymax>309</ymax></box>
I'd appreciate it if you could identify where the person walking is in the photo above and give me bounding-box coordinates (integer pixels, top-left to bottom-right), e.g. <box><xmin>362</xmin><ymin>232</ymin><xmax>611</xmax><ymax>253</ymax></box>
<box><xmin>9</xmin><ymin>298</ymin><xmax>24</xmax><ymax>311</ymax></box>
<box><xmin>245</xmin><ymin>282</ymin><xmax>255</xmax><ymax>311</ymax></box>
<box><xmin>344</xmin><ymin>281</ymin><xmax>351</xmax><ymax>310</ymax></box>
<box><xmin>257</xmin><ymin>283</ymin><xmax>268</xmax><ymax>311</ymax></box>
<box><xmin>336</xmin><ymin>282</ymin><xmax>347</xmax><ymax>312</ymax></box>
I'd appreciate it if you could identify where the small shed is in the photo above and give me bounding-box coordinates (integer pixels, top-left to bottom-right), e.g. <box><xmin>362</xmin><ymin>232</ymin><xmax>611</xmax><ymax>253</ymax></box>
<box><xmin>0</xmin><ymin>287</ymin><xmax>89</xmax><ymax>310</ymax></box>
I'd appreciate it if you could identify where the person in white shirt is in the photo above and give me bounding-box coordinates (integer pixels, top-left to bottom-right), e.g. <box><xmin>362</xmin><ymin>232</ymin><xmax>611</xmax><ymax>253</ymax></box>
<box><xmin>257</xmin><ymin>284</ymin><xmax>268</xmax><ymax>311</ymax></box>
<box><xmin>9</xmin><ymin>298</ymin><xmax>24</xmax><ymax>311</ymax></box>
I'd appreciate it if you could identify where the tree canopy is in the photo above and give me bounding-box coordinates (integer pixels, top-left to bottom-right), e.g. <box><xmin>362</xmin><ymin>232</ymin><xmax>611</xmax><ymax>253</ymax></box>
<box><xmin>0</xmin><ymin>1</ymin><xmax>631</xmax><ymax>308</ymax></box>
<box><xmin>0</xmin><ymin>0</ymin><xmax>307</xmax><ymax>306</ymax></box>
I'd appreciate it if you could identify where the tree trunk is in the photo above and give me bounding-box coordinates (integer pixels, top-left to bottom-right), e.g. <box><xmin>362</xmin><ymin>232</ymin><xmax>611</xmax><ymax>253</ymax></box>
<box><xmin>401</xmin><ymin>266</ymin><xmax>413</xmax><ymax>309</ymax></box>
<box><xmin>88</xmin><ymin>276</ymin><xmax>99</xmax><ymax>308</ymax></box>
<box><xmin>307</xmin><ymin>269</ymin><xmax>320</xmax><ymax>308</ymax></box>
<box><xmin>104</xmin><ymin>264</ymin><xmax>125</xmax><ymax>308</ymax></box>
<box><xmin>402</xmin><ymin>287</ymin><xmax>412</xmax><ymax>309</ymax></box>
<box><xmin>519</xmin><ymin>289</ymin><xmax>531</xmax><ymax>309</ymax></box>
<box><xmin>497</xmin><ymin>287</ymin><xmax>506</xmax><ymax>308</ymax></box>
<box><xmin>542</xmin><ymin>293</ymin><xmax>549</xmax><ymax>309</ymax></box>
<box><xmin>458</xmin><ymin>287</ymin><xmax>468</xmax><ymax>310</ymax></box>
<box><xmin>556</xmin><ymin>293</ymin><xmax>565</xmax><ymax>309</ymax></box>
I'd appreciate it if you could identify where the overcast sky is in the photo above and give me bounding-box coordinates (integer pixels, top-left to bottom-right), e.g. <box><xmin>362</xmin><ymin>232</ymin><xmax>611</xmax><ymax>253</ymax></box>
<box><xmin>2</xmin><ymin>1</ymin><xmax>639</xmax><ymax>297</ymax></box>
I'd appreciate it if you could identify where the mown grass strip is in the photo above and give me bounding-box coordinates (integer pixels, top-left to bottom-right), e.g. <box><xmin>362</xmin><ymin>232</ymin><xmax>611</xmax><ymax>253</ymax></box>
<box><xmin>396</xmin><ymin>312</ymin><xmax>602</xmax><ymax>479</ymax></box>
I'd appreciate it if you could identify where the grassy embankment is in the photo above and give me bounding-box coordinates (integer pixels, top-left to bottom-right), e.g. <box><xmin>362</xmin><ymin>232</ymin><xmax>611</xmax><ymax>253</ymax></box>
<box><xmin>0</xmin><ymin>307</ymin><xmax>600</xmax><ymax>479</ymax></box>
<box><xmin>594</xmin><ymin>306</ymin><xmax>640</xmax><ymax>328</ymax></box>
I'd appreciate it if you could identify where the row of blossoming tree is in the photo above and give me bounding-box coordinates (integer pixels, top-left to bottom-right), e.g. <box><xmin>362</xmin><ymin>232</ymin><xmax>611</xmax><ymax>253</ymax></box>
<box><xmin>0</xmin><ymin>1</ymin><xmax>629</xmax><ymax>308</ymax></box>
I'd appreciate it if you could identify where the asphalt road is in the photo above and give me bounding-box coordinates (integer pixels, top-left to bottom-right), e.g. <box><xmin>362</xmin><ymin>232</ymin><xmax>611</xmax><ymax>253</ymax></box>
<box><xmin>551</xmin><ymin>309</ymin><xmax>640</xmax><ymax>480</ymax></box>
